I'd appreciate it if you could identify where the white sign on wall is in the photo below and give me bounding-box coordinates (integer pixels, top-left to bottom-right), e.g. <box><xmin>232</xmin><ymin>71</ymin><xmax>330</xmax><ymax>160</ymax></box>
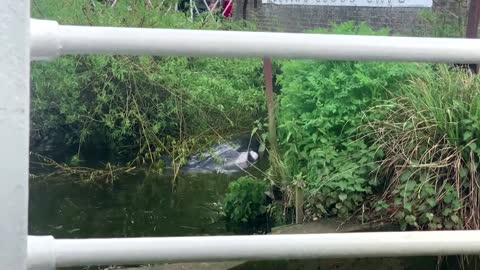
<box><xmin>261</xmin><ymin>0</ymin><xmax>432</xmax><ymax>7</ymax></box>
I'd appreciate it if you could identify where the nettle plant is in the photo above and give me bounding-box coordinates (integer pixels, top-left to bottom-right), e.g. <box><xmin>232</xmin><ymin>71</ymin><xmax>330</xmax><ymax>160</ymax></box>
<box><xmin>277</xmin><ymin>22</ymin><xmax>420</xmax><ymax>219</ymax></box>
<box><xmin>223</xmin><ymin>176</ymin><xmax>269</xmax><ymax>224</ymax></box>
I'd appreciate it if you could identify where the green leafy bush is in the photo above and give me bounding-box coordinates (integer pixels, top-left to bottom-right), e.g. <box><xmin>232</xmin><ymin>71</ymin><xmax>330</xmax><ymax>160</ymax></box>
<box><xmin>31</xmin><ymin>1</ymin><xmax>264</xmax><ymax>165</ymax></box>
<box><xmin>277</xmin><ymin>22</ymin><xmax>420</xmax><ymax>219</ymax></box>
<box><xmin>368</xmin><ymin>65</ymin><xmax>480</xmax><ymax>230</ymax></box>
<box><xmin>223</xmin><ymin>177</ymin><xmax>269</xmax><ymax>224</ymax></box>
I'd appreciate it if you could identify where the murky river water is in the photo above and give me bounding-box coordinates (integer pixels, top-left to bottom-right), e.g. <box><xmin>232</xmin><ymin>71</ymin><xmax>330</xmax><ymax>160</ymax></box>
<box><xmin>29</xmin><ymin>165</ymin><xmax>473</xmax><ymax>270</ymax></box>
<box><xmin>29</xmin><ymin>171</ymin><xmax>240</xmax><ymax>238</ymax></box>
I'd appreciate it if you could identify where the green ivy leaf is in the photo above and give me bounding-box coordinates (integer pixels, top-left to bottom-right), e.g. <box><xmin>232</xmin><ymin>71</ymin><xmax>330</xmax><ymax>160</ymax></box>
<box><xmin>451</xmin><ymin>214</ymin><xmax>460</xmax><ymax>224</ymax></box>
<box><xmin>469</xmin><ymin>142</ymin><xmax>477</xmax><ymax>151</ymax></box>
<box><xmin>405</xmin><ymin>215</ymin><xmax>417</xmax><ymax>226</ymax></box>
<box><xmin>463</xmin><ymin>131</ymin><xmax>473</xmax><ymax>141</ymax></box>
<box><xmin>404</xmin><ymin>202</ymin><xmax>413</xmax><ymax>212</ymax></box>
<box><xmin>426</xmin><ymin>198</ymin><xmax>436</xmax><ymax>207</ymax></box>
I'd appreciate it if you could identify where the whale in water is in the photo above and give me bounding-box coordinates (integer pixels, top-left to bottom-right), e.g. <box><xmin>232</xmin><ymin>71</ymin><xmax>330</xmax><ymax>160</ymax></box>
<box><xmin>181</xmin><ymin>138</ymin><xmax>259</xmax><ymax>173</ymax></box>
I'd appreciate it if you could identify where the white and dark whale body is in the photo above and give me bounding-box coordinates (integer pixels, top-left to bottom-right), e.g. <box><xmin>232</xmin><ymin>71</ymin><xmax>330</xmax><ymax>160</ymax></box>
<box><xmin>182</xmin><ymin>137</ymin><xmax>259</xmax><ymax>173</ymax></box>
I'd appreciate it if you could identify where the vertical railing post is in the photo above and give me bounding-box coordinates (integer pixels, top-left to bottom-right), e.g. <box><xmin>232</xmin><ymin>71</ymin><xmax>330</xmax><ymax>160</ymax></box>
<box><xmin>0</xmin><ymin>0</ymin><xmax>30</xmax><ymax>269</ymax></box>
<box><xmin>466</xmin><ymin>0</ymin><xmax>480</xmax><ymax>73</ymax></box>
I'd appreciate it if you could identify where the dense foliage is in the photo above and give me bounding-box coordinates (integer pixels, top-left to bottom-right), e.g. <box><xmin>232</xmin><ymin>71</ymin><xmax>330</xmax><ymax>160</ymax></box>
<box><xmin>31</xmin><ymin>0</ymin><xmax>265</xmax><ymax>167</ymax></box>
<box><xmin>276</xmin><ymin>23</ymin><xmax>421</xmax><ymax>220</ymax></box>
<box><xmin>223</xmin><ymin>176</ymin><xmax>269</xmax><ymax>224</ymax></box>
<box><xmin>277</xmin><ymin>22</ymin><xmax>480</xmax><ymax>232</ymax></box>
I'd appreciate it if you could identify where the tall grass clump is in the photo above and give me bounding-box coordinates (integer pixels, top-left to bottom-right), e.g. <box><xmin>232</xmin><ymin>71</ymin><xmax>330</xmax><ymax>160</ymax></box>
<box><xmin>368</xmin><ymin>65</ymin><xmax>480</xmax><ymax>230</ymax></box>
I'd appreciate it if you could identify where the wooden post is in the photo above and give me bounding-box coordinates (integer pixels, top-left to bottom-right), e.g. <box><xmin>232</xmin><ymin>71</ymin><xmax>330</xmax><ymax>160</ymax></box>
<box><xmin>264</xmin><ymin>58</ymin><xmax>303</xmax><ymax>223</ymax></box>
<box><xmin>466</xmin><ymin>0</ymin><xmax>480</xmax><ymax>73</ymax></box>
<box><xmin>295</xmin><ymin>186</ymin><xmax>304</xmax><ymax>224</ymax></box>
<box><xmin>263</xmin><ymin>57</ymin><xmax>278</xmax><ymax>154</ymax></box>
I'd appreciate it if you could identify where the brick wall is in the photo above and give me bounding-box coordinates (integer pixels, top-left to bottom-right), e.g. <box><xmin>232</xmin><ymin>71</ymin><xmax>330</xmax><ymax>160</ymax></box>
<box><xmin>234</xmin><ymin>0</ymin><xmax>466</xmax><ymax>35</ymax></box>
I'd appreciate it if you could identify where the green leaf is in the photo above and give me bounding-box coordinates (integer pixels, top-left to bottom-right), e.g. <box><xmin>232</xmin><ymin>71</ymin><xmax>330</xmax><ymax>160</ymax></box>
<box><xmin>444</xmin><ymin>194</ymin><xmax>454</xmax><ymax>204</ymax></box>
<box><xmin>250</xmin><ymin>127</ymin><xmax>258</xmax><ymax>137</ymax></box>
<box><xmin>426</xmin><ymin>198</ymin><xmax>436</xmax><ymax>207</ymax></box>
<box><xmin>405</xmin><ymin>215</ymin><xmax>417</xmax><ymax>226</ymax></box>
<box><xmin>338</xmin><ymin>193</ymin><xmax>348</xmax><ymax>201</ymax></box>
<box><xmin>404</xmin><ymin>202</ymin><xmax>413</xmax><ymax>212</ymax></box>
<box><xmin>469</xmin><ymin>142</ymin><xmax>477</xmax><ymax>151</ymax></box>
<box><xmin>451</xmin><ymin>199</ymin><xmax>461</xmax><ymax>210</ymax></box>
<box><xmin>394</xmin><ymin>198</ymin><xmax>402</xmax><ymax>206</ymax></box>
<box><xmin>445</xmin><ymin>221</ymin><xmax>454</xmax><ymax>230</ymax></box>
<box><xmin>400</xmin><ymin>171</ymin><xmax>412</xmax><ymax>182</ymax></box>
<box><xmin>451</xmin><ymin>214</ymin><xmax>460</xmax><ymax>224</ymax></box>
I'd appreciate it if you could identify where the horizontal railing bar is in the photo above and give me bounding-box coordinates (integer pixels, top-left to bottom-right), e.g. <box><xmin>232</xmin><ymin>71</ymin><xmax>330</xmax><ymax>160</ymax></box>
<box><xmin>31</xmin><ymin>19</ymin><xmax>480</xmax><ymax>63</ymax></box>
<box><xmin>28</xmin><ymin>231</ymin><xmax>480</xmax><ymax>268</ymax></box>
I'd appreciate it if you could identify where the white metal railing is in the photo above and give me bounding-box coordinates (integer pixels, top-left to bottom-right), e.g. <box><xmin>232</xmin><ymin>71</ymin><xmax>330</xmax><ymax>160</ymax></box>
<box><xmin>31</xmin><ymin>19</ymin><xmax>480</xmax><ymax>62</ymax></box>
<box><xmin>4</xmin><ymin>11</ymin><xmax>480</xmax><ymax>270</ymax></box>
<box><xmin>1</xmin><ymin>1</ymin><xmax>29</xmax><ymax>270</ymax></box>
<box><xmin>28</xmin><ymin>231</ymin><xmax>480</xmax><ymax>268</ymax></box>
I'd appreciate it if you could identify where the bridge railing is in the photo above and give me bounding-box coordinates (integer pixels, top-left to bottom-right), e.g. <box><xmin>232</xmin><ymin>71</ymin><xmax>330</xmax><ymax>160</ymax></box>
<box><xmin>28</xmin><ymin>231</ymin><xmax>480</xmax><ymax>269</ymax></box>
<box><xmin>31</xmin><ymin>19</ymin><xmax>480</xmax><ymax>62</ymax></box>
<box><xmin>4</xmin><ymin>4</ymin><xmax>480</xmax><ymax>269</ymax></box>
